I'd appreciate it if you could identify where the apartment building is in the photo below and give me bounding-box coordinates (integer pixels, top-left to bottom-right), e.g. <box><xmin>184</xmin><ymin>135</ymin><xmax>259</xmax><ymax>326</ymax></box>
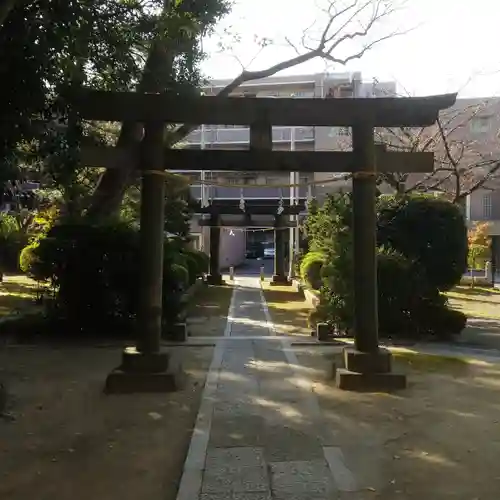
<box><xmin>177</xmin><ymin>71</ymin><xmax>397</xmax><ymax>268</ymax></box>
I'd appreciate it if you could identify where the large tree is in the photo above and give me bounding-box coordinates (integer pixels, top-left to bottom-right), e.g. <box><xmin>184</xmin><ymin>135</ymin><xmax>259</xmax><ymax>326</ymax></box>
<box><xmin>0</xmin><ymin>0</ymin><xmax>228</xmax><ymax>209</ymax></box>
<box><xmin>86</xmin><ymin>0</ymin><xmax>406</xmax><ymax>218</ymax></box>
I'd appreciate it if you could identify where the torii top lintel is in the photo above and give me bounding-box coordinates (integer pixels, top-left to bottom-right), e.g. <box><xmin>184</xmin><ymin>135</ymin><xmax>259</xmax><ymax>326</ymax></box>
<box><xmin>72</xmin><ymin>89</ymin><xmax>457</xmax><ymax>128</ymax></box>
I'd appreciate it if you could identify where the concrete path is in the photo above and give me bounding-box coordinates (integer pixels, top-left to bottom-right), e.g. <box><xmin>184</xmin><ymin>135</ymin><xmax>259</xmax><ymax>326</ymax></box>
<box><xmin>177</xmin><ymin>277</ymin><xmax>357</xmax><ymax>500</ymax></box>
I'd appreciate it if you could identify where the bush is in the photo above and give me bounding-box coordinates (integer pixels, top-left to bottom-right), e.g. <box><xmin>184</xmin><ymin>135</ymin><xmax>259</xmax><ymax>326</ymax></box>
<box><xmin>307</xmin><ymin>193</ymin><xmax>466</xmax><ymax>341</ymax></box>
<box><xmin>181</xmin><ymin>249</ymin><xmax>209</xmax><ymax>285</ymax></box>
<box><xmin>19</xmin><ymin>242</ymin><xmax>38</xmax><ymax>275</ymax></box>
<box><xmin>0</xmin><ymin>213</ymin><xmax>28</xmax><ymax>272</ymax></box>
<box><xmin>377</xmin><ymin>248</ymin><xmax>447</xmax><ymax>338</ymax></box>
<box><xmin>24</xmin><ymin>220</ymin><xmax>185</xmax><ymax>334</ymax></box>
<box><xmin>377</xmin><ymin>195</ymin><xmax>467</xmax><ymax>291</ymax></box>
<box><xmin>314</xmin><ymin>194</ymin><xmax>354</xmax><ymax>333</ymax></box>
<box><xmin>299</xmin><ymin>251</ymin><xmax>325</xmax><ymax>290</ymax></box>
<box><xmin>417</xmin><ymin>305</ymin><xmax>467</xmax><ymax>338</ymax></box>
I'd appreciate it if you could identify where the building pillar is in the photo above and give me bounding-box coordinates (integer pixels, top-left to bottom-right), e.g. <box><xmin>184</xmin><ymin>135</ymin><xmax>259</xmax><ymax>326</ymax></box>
<box><xmin>207</xmin><ymin>213</ymin><xmax>222</xmax><ymax>285</ymax></box>
<box><xmin>491</xmin><ymin>236</ymin><xmax>498</xmax><ymax>286</ymax></box>
<box><xmin>271</xmin><ymin>214</ymin><xmax>290</xmax><ymax>285</ymax></box>
<box><xmin>105</xmin><ymin>121</ymin><xmax>180</xmax><ymax>394</ymax></box>
<box><xmin>335</xmin><ymin>121</ymin><xmax>406</xmax><ymax>392</ymax></box>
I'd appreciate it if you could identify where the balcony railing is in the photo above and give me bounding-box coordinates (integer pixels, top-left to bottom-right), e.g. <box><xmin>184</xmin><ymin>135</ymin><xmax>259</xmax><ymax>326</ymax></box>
<box><xmin>185</xmin><ymin>126</ymin><xmax>314</xmax><ymax>145</ymax></box>
<box><xmin>190</xmin><ymin>185</ymin><xmax>310</xmax><ymax>200</ymax></box>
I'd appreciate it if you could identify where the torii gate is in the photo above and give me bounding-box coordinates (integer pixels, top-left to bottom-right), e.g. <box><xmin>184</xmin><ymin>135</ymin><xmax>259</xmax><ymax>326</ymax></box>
<box><xmin>73</xmin><ymin>90</ymin><xmax>456</xmax><ymax>393</ymax></box>
<box><xmin>193</xmin><ymin>198</ymin><xmax>306</xmax><ymax>285</ymax></box>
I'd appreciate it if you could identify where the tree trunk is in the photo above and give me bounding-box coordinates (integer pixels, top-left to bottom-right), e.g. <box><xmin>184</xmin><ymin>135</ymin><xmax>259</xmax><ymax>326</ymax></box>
<box><xmin>84</xmin><ymin>7</ymin><xmax>174</xmax><ymax>220</ymax></box>
<box><xmin>0</xmin><ymin>0</ymin><xmax>22</xmax><ymax>28</ymax></box>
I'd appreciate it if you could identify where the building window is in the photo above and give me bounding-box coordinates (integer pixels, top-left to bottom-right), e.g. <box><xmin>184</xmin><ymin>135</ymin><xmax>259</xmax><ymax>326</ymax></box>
<box><xmin>266</xmin><ymin>176</ymin><xmax>279</xmax><ymax>184</ymax></box>
<box><xmin>471</xmin><ymin>115</ymin><xmax>492</xmax><ymax>134</ymax></box>
<box><xmin>482</xmin><ymin>193</ymin><xmax>493</xmax><ymax>219</ymax></box>
<box><xmin>292</xmin><ymin>91</ymin><xmax>313</xmax><ymax>98</ymax></box>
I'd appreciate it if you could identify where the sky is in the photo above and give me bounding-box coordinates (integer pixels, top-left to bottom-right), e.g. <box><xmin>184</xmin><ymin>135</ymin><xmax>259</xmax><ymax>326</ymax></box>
<box><xmin>201</xmin><ymin>0</ymin><xmax>500</xmax><ymax>97</ymax></box>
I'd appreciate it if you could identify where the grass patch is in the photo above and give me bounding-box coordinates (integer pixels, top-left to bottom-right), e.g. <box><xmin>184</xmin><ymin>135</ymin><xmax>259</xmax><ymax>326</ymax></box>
<box><xmin>391</xmin><ymin>349</ymin><xmax>470</xmax><ymax>374</ymax></box>
<box><xmin>444</xmin><ymin>285</ymin><xmax>500</xmax><ymax>320</ymax></box>
<box><xmin>326</xmin><ymin>348</ymin><xmax>471</xmax><ymax>375</ymax></box>
<box><xmin>187</xmin><ymin>283</ymin><xmax>232</xmax><ymax>320</ymax></box>
<box><xmin>261</xmin><ymin>280</ymin><xmax>312</xmax><ymax>336</ymax></box>
<box><xmin>446</xmin><ymin>285</ymin><xmax>500</xmax><ymax>303</ymax></box>
<box><xmin>447</xmin><ymin>297</ymin><xmax>500</xmax><ymax>320</ymax></box>
<box><xmin>0</xmin><ymin>274</ymin><xmax>42</xmax><ymax>318</ymax></box>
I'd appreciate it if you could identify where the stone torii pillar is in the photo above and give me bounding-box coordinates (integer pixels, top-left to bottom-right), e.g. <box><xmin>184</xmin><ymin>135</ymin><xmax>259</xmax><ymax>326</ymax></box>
<box><xmin>271</xmin><ymin>214</ymin><xmax>290</xmax><ymax>285</ymax></box>
<box><xmin>336</xmin><ymin>122</ymin><xmax>404</xmax><ymax>391</ymax></box>
<box><xmin>207</xmin><ymin>213</ymin><xmax>222</xmax><ymax>285</ymax></box>
<box><xmin>105</xmin><ymin>121</ymin><xmax>180</xmax><ymax>394</ymax></box>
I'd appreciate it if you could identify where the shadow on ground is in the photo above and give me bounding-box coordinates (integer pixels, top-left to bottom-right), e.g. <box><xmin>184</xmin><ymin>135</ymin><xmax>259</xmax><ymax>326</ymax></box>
<box><xmin>0</xmin><ymin>345</ymin><xmax>213</xmax><ymax>500</ymax></box>
<box><xmin>459</xmin><ymin>317</ymin><xmax>500</xmax><ymax>350</ymax></box>
<box><xmin>292</xmin><ymin>346</ymin><xmax>500</xmax><ymax>499</ymax></box>
<box><xmin>187</xmin><ymin>283</ymin><xmax>232</xmax><ymax>337</ymax></box>
<box><xmin>0</xmin><ymin>278</ymin><xmax>41</xmax><ymax>317</ymax></box>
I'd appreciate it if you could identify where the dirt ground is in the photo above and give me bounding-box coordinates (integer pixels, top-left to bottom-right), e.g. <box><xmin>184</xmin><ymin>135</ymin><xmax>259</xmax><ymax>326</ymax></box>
<box><xmin>0</xmin><ymin>344</ymin><xmax>213</xmax><ymax>500</ymax></box>
<box><xmin>187</xmin><ymin>279</ymin><xmax>233</xmax><ymax>337</ymax></box>
<box><xmin>295</xmin><ymin>347</ymin><xmax>500</xmax><ymax>499</ymax></box>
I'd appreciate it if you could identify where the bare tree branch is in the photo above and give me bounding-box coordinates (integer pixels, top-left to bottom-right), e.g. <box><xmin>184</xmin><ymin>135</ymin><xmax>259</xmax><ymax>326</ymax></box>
<box><xmin>378</xmin><ymin>96</ymin><xmax>500</xmax><ymax>202</ymax></box>
<box><xmin>167</xmin><ymin>0</ymin><xmax>404</xmax><ymax>147</ymax></box>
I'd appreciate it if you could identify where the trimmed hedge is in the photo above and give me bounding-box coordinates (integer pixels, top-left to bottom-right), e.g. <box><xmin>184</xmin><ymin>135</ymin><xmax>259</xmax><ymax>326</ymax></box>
<box><xmin>299</xmin><ymin>251</ymin><xmax>325</xmax><ymax>290</ymax></box>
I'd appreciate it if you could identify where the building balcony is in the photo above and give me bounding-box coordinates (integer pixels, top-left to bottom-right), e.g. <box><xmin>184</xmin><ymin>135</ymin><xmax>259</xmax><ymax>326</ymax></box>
<box><xmin>185</xmin><ymin>126</ymin><xmax>315</xmax><ymax>145</ymax></box>
<box><xmin>189</xmin><ymin>185</ymin><xmax>311</xmax><ymax>200</ymax></box>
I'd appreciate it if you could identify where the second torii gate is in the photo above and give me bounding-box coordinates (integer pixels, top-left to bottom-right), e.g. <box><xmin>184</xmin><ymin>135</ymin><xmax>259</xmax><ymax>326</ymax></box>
<box><xmin>73</xmin><ymin>90</ymin><xmax>456</xmax><ymax>393</ymax></box>
<box><xmin>193</xmin><ymin>198</ymin><xmax>306</xmax><ymax>285</ymax></box>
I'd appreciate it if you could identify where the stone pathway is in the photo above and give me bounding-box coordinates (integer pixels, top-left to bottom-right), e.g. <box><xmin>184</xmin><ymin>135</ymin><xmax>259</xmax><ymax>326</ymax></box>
<box><xmin>177</xmin><ymin>277</ymin><xmax>357</xmax><ymax>500</ymax></box>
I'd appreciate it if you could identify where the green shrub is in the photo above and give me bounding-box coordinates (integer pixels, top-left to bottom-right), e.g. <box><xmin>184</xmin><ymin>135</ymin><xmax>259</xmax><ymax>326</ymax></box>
<box><xmin>171</xmin><ymin>263</ymin><xmax>190</xmax><ymax>290</ymax></box>
<box><xmin>19</xmin><ymin>242</ymin><xmax>38</xmax><ymax>274</ymax></box>
<box><xmin>308</xmin><ymin>193</ymin><xmax>466</xmax><ymax>341</ymax></box>
<box><xmin>417</xmin><ymin>305</ymin><xmax>467</xmax><ymax>338</ymax></box>
<box><xmin>25</xmin><ymin>220</ymin><xmax>185</xmax><ymax>334</ymax></box>
<box><xmin>377</xmin><ymin>247</ymin><xmax>447</xmax><ymax>338</ymax></box>
<box><xmin>377</xmin><ymin>195</ymin><xmax>467</xmax><ymax>291</ymax></box>
<box><xmin>0</xmin><ymin>213</ymin><xmax>28</xmax><ymax>272</ymax></box>
<box><xmin>181</xmin><ymin>249</ymin><xmax>208</xmax><ymax>284</ymax></box>
<box><xmin>299</xmin><ymin>251</ymin><xmax>325</xmax><ymax>290</ymax></box>
<box><xmin>314</xmin><ymin>194</ymin><xmax>354</xmax><ymax>333</ymax></box>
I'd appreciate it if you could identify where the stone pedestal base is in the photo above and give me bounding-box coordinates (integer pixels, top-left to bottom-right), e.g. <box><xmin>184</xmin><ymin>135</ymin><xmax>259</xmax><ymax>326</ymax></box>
<box><xmin>206</xmin><ymin>274</ymin><xmax>223</xmax><ymax>285</ymax></box>
<box><xmin>335</xmin><ymin>347</ymin><xmax>406</xmax><ymax>392</ymax></box>
<box><xmin>163</xmin><ymin>323</ymin><xmax>187</xmax><ymax>342</ymax></box>
<box><xmin>336</xmin><ymin>368</ymin><xmax>406</xmax><ymax>391</ymax></box>
<box><xmin>104</xmin><ymin>347</ymin><xmax>182</xmax><ymax>394</ymax></box>
<box><xmin>343</xmin><ymin>347</ymin><xmax>392</xmax><ymax>373</ymax></box>
<box><xmin>270</xmin><ymin>275</ymin><xmax>292</xmax><ymax>286</ymax></box>
<box><xmin>316</xmin><ymin>323</ymin><xmax>331</xmax><ymax>341</ymax></box>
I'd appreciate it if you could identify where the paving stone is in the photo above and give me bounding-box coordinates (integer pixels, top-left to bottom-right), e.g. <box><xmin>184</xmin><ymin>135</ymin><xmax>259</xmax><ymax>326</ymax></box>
<box><xmin>213</xmin><ymin>400</ymin><xmax>260</xmax><ymax>418</ymax></box>
<box><xmin>205</xmin><ymin>447</ymin><xmax>266</xmax><ymax>469</ymax></box>
<box><xmin>178</xmin><ymin>277</ymin><xmax>357</xmax><ymax>500</ymax></box>
<box><xmin>200</xmin><ymin>494</ymin><xmax>272</xmax><ymax>500</ymax></box>
<box><xmin>270</xmin><ymin>460</ymin><xmax>337</xmax><ymax>497</ymax></box>
<box><xmin>261</xmin><ymin>423</ymin><xmax>325</xmax><ymax>462</ymax></box>
<box><xmin>209</xmin><ymin>415</ymin><xmax>266</xmax><ymax>448</ymax></box>
<box><xmin>202</xmin><ymin>465</ymin><xmax>270</xmax><ymax>493</ymax></box>
<box><xmin>232</xmin><ymin>494</ymin><xmax>272</xmax><ymax>500</ymax></box>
